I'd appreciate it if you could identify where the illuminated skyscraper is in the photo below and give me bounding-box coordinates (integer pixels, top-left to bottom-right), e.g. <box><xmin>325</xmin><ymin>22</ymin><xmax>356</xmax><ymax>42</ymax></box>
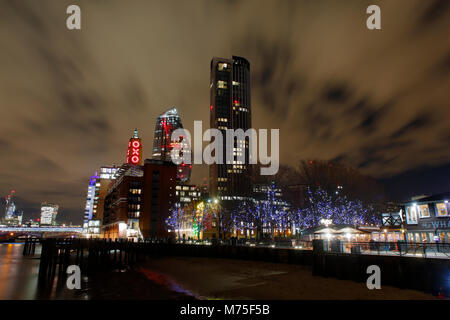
<box><xmin>40</xmin><ymin>203</ymin><xmax>59</xmax><ymax>226</ymax></box>
<box><xmin>152</xmin><ymin>107</ymin><xmax>191</xmax><ymax>182</ymax></box>
<box><xmin>4</xmin><ymin>190</ymin><xmax>16</xmax><ymax>220</ymax></box>
<box><xmin>3</xmin><ymin>190</ymin><xmax>23</xmax><ymax>226</ymax></box>
<box><xmin>210</xmin><ymin>56</ymin><xmax>252</xmax><ymax>201</ymax></box>
<box><xmin>83</xmin><ymin>165</ymin><xmax>119</xmax><ymax>232</ymax></box>
<box><xmin>83</xmin><ymin>173</ymin><xmax>99</xmax><ymax>223</ymax></box>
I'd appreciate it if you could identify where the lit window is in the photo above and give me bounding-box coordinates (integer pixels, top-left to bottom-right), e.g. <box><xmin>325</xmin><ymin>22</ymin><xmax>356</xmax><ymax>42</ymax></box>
<box><xmin>417</xmin><ymin>204</ymin><xmax>430</xmax><ymax>218</ymax></box>
<box><xmin>217</xmin><ymin>80</ymin><xmax>227</xmax><ymax>89</ymax></box>
<box><xmin>436</xmin><ymin>203</ymin><xmax>448</xmax><ymax>217</ymax></box>
<box><xmin>218</xmin><ymin>63</ymin><xmax>229</xmax><ymax>71</ymax></box>
<box><xmin>406</xmin><ymin>205</ymin><xmax>418</xmax><ymax>224</ymax></box>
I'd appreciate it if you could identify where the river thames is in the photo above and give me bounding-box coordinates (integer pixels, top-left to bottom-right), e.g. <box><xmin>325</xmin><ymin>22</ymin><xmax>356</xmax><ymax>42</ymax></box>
<box><xmin>0</xmin><ymin>243</ymin><xmax>43</xmax><ymax>299</ymax></box>
<box><xmin>0</xmin><ymin>243</ymin><xmax>194</xmax><ymax>300</ymax></box>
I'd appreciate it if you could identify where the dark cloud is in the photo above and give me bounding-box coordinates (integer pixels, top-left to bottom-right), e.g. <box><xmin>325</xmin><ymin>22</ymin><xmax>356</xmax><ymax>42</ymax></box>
<box><xmin>0</xmin><ymin>138</ymin><xmax>12</xmax><ymax>150</ymax></box>
<box><xmin>432</xmin><ymin>52</ymin><xmax>450</xmax><ymax>77</ymax></box>
<box><xmin>420</xmin><ymin>0</ymin><xmax>450</xmax><ymax>26</ymax></box>
<box><xmin>0</xmin><ymin>0</ymin><xmax>449</xmax><ymax>223</ymax></box>
<box><xmin>247</xmin><ymin>35</ymin><xmax>299</xmax><ymax>117</ymax></box>
<box><xmin>322</xmin><ymin>83</ymin><xmax>350</xmax><ymax>103</ymax></box>
<box><xmin>5</xmin><ymin>0</ymin><xmax>47</xmax><ymax>33</ymax></box>
<box><xmin>359</xmin><ymin>107</ymin><xmax>384</xmax><ymax>134</ymax></box>
<box><xmin>32</xmin><ymin>157</ymin><xmax>66</xmax><ymax>174</ymax></box>
<box><xmin>390</xmin><ymin>111</ymin><xmax>432</xmax><ymax>139</ymax></box>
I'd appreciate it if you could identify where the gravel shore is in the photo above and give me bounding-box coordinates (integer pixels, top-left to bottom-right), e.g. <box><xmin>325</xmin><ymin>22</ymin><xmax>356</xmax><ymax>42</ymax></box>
<box><xmin>139</xmin><ymin>256</ymin><xmax>438</xmax><ymax>300</ymax></box>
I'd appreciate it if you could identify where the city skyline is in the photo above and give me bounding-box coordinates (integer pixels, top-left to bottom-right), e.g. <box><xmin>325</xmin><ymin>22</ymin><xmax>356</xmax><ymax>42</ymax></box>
<box><xmin>1</xmin><ymin>1</ymin><xmax>450</xmax><ymax>224</ymax></box>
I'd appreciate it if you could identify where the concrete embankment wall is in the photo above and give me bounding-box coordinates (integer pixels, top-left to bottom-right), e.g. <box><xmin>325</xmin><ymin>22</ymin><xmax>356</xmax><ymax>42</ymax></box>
<box><xmin>312</xmin><ymin>251</ymin><xmax>450</xmax><ymax>295</ymax></box>
<box><xmin>150</xmin><ymin>243</ymin><xmax>314</xmax><ymax>265</ymax></box>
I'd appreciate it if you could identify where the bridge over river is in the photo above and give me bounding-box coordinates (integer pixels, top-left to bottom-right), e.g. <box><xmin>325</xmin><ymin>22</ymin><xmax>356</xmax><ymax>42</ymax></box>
<box><xmin>0</xmin><ymin>226</ymin><xmax>83</xmax><ymax>240</ymax></box>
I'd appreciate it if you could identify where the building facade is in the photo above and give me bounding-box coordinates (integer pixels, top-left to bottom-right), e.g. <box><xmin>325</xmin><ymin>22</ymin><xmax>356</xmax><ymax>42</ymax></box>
<box><xmin>175</xmin><ymin>183</ymin><xmax>203</xmax><ymax>207</ymax></box>
<box><xmin>152</xmin><ymin>107</ymin><xmax>191</xmax><ymax>182</ymax></box>
<box><xmin>140</xmin><ymin>159</ymin><xmax>177</xmax><ymax>238</ymax></box>
<box><xmin>83</xmin><ymin>173</ymin><xmax>99</xmax><ymax>223</ymax></box>
<box><xmin>402</xmin><ymin>192</ymin><xmax>450</xmax><ymax>243</ymax></box>
<box><xmin>102</xmin><ymin>159</ymin><xmax>177</xmax><ymax>240</ymax></box>
<box><xmin>93</xmin><ymin>165</ymin><xmax>119</xmax><ymax>223</ymax></box>
<box><xmin>209</xmin><ymin>56</ymin><xmax>252</xmax><ymax>202</ymax></box>
<box><xmin>40</xmin><ymin>203</ymin><xmax>59</xmax><ymax>226</ymax></box>
<box><xmin>103</xmin><ymin>170</ymin><xmax>144</xmax><ymax>239</ymax></box>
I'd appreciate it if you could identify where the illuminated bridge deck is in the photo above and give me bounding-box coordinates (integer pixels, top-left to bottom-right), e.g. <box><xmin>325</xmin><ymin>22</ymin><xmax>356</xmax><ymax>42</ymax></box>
<box><xmin>0</xmin><ymin>227</ymin><xmax>83</xmax><ymax>233</ymax></box>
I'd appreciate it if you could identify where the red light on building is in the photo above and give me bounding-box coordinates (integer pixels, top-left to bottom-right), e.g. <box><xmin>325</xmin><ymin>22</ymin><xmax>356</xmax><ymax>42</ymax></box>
<box><xmin>126</xmin><ymin>129</ymin><xmax>142</xmax><ymax>165</ymax></box>
<box><xmin>131</xmin><ymin>156</ymin><xmax>140</xmax><ymax>164</ymax></box>
<box><xmin>132</xmin><ymin>141</ymin><xmax>140</xmax><ymax>148</ymax></box>
<box><xmin>210</xmin><ymin>105</ymin><xmax>213</xmax><ymax>110</ymax></box>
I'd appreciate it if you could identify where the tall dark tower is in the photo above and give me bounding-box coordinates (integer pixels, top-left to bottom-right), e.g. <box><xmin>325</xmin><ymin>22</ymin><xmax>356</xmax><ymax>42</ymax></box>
<box><xmin>152</xmin><ymin>107</ymin><xmax>191</xmax><ymax>182</ymax></box>
<box><xmin>210</xmin><ymin>56</ymin><xmax>252</xmax><ymax>201</ymax></box>
<box><xmin>126</xmin><ymin>129</ymin><xmax>143</xmax><ymax>166</ymax></box>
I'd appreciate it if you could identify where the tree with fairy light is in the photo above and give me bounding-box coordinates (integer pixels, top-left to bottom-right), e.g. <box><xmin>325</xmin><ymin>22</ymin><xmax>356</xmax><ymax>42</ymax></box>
<box><xmin>293</xmin><ymin>186</ymin><xmax>380</xmax><ymax>229</ymax></box>
<box><xmin>213</xmin><ymin>199</ymin><xmax>234</xmax><ymax>240</ymax></box>
<box><xmin>232</xmin><ymin>182</ymin><xmax>292</xmax><ymax>239</ymax></box>
<box><xmin>166</xmin><ymin>205</ymin><xmax>185</xmax><ymax>239</ymax></box>
<box><xmin>231</xmin><ymin>200</ymin><xmax>259</xmax><ymax>239</ymax></box>
<box><xmin>262</xmin><ymin>182</ymin><xmax>293</xmax><ymax>238</ymax></box>
<box><xmin>191</xmin><ymin>200</ymin><xmax>219</xmax><ymax>240</ymax></box>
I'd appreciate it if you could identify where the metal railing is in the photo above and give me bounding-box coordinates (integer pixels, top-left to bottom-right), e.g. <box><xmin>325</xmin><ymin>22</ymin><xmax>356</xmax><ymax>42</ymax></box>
<box><xmin>171</xmin><ymin>238</ymin><xmax>314</xmax><ymax>249</ymax></box>
<box><xmin>319</xmin><ymin>240</ymin><xmax>450</xmax><ymax>258</ymax></box>
<box><xmin>171</xmin><ymin>238</ymin><xmax>449</xmax><ymax>258</ymax></box>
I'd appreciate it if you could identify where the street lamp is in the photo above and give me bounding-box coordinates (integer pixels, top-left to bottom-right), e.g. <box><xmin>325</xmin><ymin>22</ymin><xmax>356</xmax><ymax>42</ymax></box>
<box><xmin>320</xmin><ymin>218</ymin><xmax>332</xmax><ymax>227</ymax></box>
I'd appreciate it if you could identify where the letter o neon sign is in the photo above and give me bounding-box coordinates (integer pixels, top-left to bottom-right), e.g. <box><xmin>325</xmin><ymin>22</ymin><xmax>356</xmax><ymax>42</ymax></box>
<box><xmin>131</xmin><ymin>156</ymin><xmax>140</xmax><ymax>164</ymax></box>
<box><xmin>132</xmin><ymin>141</ymin><xmax>140</xmax><ymax>148</ymax></box>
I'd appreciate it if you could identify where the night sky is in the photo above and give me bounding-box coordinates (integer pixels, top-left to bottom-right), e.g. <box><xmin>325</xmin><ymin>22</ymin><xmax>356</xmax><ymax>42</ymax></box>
<box><xmin>0</xmin><ymin>0</ymin><xmax>449</xmax><ymax>224</ymax></box>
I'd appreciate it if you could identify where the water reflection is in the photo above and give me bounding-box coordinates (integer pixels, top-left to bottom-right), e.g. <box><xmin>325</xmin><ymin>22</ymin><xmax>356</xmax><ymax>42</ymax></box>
<box><xmin>0</xmin><ymin>244</ymin><xmax>193</xmax><ymax>300</ymax></box>
<box><xmin>0</xmin><ymin>243</ymin><xmax>41</xmax><ymax>299</ymax></box>
<box><xmin>138</xmin><ymin>267</ymin><xmax>198</xmax><ymax>298</ymax></box>
<box><xmin>0</xmin><ymin>243</ymin><xmax>87</xmax><ymax>300</ymax></box>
